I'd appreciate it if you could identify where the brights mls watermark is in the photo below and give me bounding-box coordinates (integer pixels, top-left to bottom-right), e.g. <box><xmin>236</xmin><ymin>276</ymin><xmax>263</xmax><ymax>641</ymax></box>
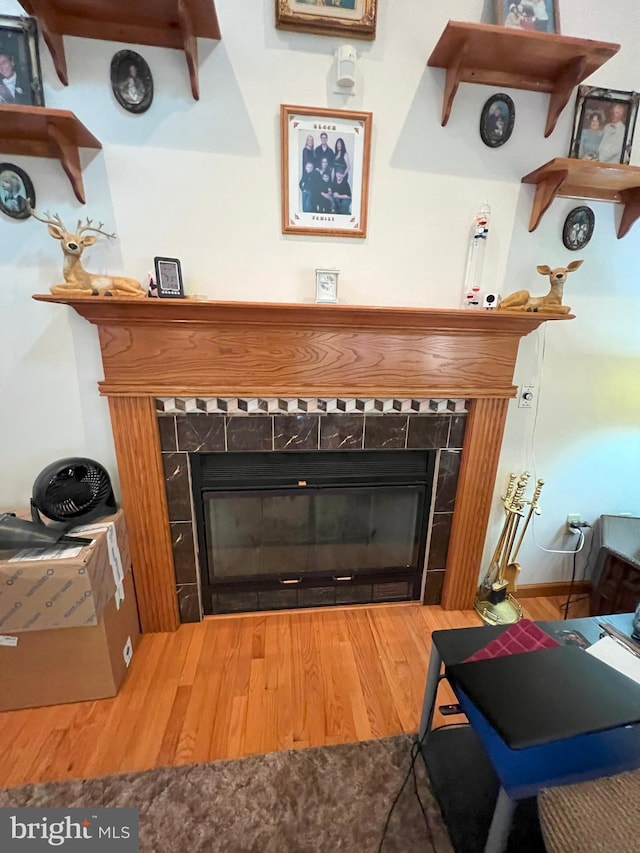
<box><xmin>0</xmin><ymin>808</ymin><xmax>138</xmax><ymax>851</ymax></box>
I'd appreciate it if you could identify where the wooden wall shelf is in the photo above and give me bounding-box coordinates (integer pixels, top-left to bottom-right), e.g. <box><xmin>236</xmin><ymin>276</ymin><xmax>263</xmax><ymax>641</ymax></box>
<box><xmin>20</xmin><ymin>0</ymin><xmax>221</xmax><ymax>101</ymax></box>
<box><xmin>522</xmin><ymin>158</ymin><xmax>640</xmax><ymax>237</ymax></box>
<box><xmin>427</xmin><ymin>21</ymin><xmax>620</xmax><ymax>137</ymax></box>
<box><xmin>0</xmin><ymin>104</ymin><xmax>101</xmax><ymax>203</ymax></box>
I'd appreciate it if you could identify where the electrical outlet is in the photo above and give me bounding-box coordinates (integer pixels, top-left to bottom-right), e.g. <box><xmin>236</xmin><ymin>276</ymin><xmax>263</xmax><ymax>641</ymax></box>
<box><xmin>567</xmin><ymin>513</ymin><xmax>581</xmax><ymax>533</ymax></box>
<box><xmin>518</xmin><ymin>385</ymin><xmax>535</xmax><ymax>408</ymax></box>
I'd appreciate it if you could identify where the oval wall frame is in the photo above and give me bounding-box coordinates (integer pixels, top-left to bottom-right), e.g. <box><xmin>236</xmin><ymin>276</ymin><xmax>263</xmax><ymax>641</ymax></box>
<box><xmin>0</xmin><ymin>162</ymin><xmax>36</xmax><ymax>220</ymax></box>
<box><xmin>110</xmin><ymin>50</ymin><xmax>154</xmax><ymax>114</ymax></box>
<box><xmin>562</xmin><ymin>206</ymin><xmax>595</xmax><ymax>251</ymax></box>
<box><xmin>480</xmin><ymin>93</ymin><xmax>515</xmax><ymax>148</ymax></box>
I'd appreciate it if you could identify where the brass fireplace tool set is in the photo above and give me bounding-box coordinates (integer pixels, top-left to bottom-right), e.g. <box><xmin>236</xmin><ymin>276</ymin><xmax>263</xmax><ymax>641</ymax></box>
<box><xmin>475</xmin><ymin>472</ymin><xmax>544</xmax><ymax>625</ymax></box>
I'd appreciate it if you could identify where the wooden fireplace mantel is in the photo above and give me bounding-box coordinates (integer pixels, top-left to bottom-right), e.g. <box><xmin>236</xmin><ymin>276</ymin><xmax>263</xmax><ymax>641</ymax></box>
<box><xmin>33</xmin><ymin>295</ymin><xmax>572</xmax><ymax>631</ymax></box>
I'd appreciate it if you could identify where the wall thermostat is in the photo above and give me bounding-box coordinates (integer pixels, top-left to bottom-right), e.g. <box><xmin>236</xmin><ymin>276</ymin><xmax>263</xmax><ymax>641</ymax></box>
<box><xmin>154</xmin><ymin>256</ymin><xmax>184</xmax><ymax>299</ymax></box>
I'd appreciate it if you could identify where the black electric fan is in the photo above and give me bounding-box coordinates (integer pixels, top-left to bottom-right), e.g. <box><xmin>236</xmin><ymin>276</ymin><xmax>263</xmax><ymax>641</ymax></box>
<box><xmin>0</xmin><ymin>458</ymin><xmax>117</xmax><ymax>551</ymax></box>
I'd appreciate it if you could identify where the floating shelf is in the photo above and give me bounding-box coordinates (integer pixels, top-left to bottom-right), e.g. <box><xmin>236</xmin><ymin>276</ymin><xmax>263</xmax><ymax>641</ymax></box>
<box><xmin>0</xmin><ymin>104</ymin><xmax>101</xmax><ymax>203</ymax></box>
<box><xmin>20</xmin><ymin>0</ymin><xmax>221</xmax><ymax>101</ymax></box>
<box><xmin>427</xmin><ymin>21</ymin><xmax>620</xmax><ymax>137</ymax></box>
<box><xmin>522</xmin><ymin>158</ymin><xmax>640</xmax><ymax>238</ymax></box>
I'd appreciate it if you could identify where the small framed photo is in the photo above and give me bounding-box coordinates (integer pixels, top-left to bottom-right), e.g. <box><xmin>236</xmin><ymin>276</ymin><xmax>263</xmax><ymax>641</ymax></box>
<box><xmin>0</xmin><ymin>162</ymin><xmax>35</xmax><ymax>220</ymax></box>
<box><xmin>0</xmin><ymin>15</ymin><xmax>44</xmax><ymax>106</ymax></box>
<box><xmin>495</xmin><ymin>0</ymin><xmax>560</xmax><ymax>33</ymax></box>
<box><xmin>480</xmin><ymin>94</ymin><xmax>515</xmax><ymax>148</ymax></box>
<box><xmin>275</xmin><ymin>0</ymin><xmax>377</xmax><ymax>41</ymax></box>
<box><xmin>315</xmin><ymin>269</ymin><xmax>339</xmax><ymax>303</ymax></box>
<box><xmin>568</xmin><ymin>86</ymin><xmax>640</xmax><ymax>165</ymax></box>
<box><xmin>154</xmin><ymin>257</ymin><xmax>184</xmax><ymax>299</ymax></box>
<box><xmin>562</xmin><ymin>206</ymin><xmax>594</xmax><ymax>251</ymax></box>
<box><xmin>281</xmin><ymin>104</ymin><xmax>372</xmax><ymax>239</ymax></box>
<box><xmin>111</xmin><ymin>50</ymin><xmax>153</xmax><ymax>114</ymax></box>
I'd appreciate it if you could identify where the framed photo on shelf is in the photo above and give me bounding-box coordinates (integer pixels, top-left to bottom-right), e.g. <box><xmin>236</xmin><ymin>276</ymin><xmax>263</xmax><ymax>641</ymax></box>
<box><xmin>111</xmin><ymin>50</ymin><xmax>153</xmax><ymax>114</ymax></box>
<box><xmin>275</xmin><ymin>0</ymin><xmax>377</xmax><ymax>41</ymax></box>
<box><xmin>0</xmin><ymin>162</ymin><xmax>35</xmax><ymax>220</ymax></box>
<box><xmin>568</xmin><ymin>86</ymin><xmax>640</xmax><ymax>165</ymax></box>
<box><xmin>281</xmin><ymin>104</ymin><xmax>372</xmax><ymax>239</ymax></box>
<box><xmin>495</xmin><ymin>0</ymin><xmax>560</xmax><ymax>34</ymax></box>
<box><xmin>0</xmin><ymin>15</ymin><xmax>44</xmax><ymax>106</ymax></box>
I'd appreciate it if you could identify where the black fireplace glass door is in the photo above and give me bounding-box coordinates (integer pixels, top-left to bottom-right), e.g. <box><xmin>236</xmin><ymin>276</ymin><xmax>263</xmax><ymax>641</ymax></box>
<box><xmin>204</xmin><ymin>485</ymin><xmax>424</xmax><ymax>583</ymax></box>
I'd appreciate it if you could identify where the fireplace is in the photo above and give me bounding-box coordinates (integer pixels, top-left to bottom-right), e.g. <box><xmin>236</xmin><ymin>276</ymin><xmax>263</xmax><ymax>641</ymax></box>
<box><xmin>32</xmin><ymin>295</ymin><xmax>570</xmax><ymax>631</ymax></box>
<box><xmin>191</xmin><ymin>449</ymin><xmax>434</xmax><ymax>614</ymax></box>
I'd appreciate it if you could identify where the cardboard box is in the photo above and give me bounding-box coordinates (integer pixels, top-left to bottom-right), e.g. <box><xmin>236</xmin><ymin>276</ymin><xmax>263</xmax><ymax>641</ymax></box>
<box><xmin>0</xmin><ymin>510</ymin><xmax>129</xmax><ymax>633</ymax></box>
<box><xmin>0</xmin><ymin>570</ymin><xmax>140</xmax><ymax>711</ymax></box>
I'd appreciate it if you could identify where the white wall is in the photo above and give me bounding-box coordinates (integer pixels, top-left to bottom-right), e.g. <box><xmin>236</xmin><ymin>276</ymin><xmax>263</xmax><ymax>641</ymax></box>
<box><xmin>1</xmin><ymin>0</ymin><xmax>638</xmax><ymax>585</ymax></box>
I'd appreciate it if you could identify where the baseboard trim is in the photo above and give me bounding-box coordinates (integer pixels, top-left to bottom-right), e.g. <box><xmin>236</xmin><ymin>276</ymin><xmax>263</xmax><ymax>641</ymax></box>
<box><xmin>517</xmin><ymin>581</ymin><xmax>591</xmax><ymax>599</ymax></box>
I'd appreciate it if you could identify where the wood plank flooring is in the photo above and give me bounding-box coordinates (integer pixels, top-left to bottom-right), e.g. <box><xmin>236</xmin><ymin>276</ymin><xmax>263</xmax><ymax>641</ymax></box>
<box><xmin>0</xmin><ymin>595</ymin><xmax>588</xmax><ymax>789</ymax></box>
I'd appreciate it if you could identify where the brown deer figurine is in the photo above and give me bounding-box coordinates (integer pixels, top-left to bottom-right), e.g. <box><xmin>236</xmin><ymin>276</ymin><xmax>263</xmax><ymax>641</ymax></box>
<box><xmin>30</xmin><ymin>207</ymin><xmax>146</xmax><ymax>298</ymax></box>
<box><xmin>498</xmin><ymin>260</ymin><xmax>583</xmax><ymax>314</ymax></box>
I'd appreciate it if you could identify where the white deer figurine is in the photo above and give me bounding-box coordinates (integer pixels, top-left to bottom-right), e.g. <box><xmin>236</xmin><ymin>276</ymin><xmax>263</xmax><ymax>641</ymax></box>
<box><xmin>30</xmin><ymin>207</ymin><xmax>146</xmax><ymax>298</ymax></box>
<box><xmin>498</xmin><ymin>260</ymin><xmax>583</xmax><ymax>314</ymax></box>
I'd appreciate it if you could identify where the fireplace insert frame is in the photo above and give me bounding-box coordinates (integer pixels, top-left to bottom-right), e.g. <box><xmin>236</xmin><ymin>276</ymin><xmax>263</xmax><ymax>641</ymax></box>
<box><xmin>191</xmin><ymin>449</ymin><xmax>435</xmax><ymax>615</ymax></box>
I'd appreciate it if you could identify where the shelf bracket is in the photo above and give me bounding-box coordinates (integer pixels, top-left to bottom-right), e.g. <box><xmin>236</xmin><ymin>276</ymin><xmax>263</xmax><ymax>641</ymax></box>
<box><xmin>178</xmin><ymin>0</ymin><xmax>200</xmax><ymax>101</ymax></box>
<box><xmin>618</xmin><ymin>187</ymin><xmax>640</xmax><ymax>238</ymax></box>
<box><xmin>441</xmin><ymin>40</ymin><xmax>469</xmax><ymax>127</ymax></box>
<box><xmin>545</xmin><ymin>55</ymin><xmax>587</xmax><ymax>137</ymax></box>
<box><xmin>23</xmin><ymin>1</ymin><xmax>69</xmax><ymax>86</ymax></box>
<box><xmin>528</xmin><ymin>170</ymin><xmax>568</xmax><ymax>231</ymax></box>
<box><xmin>47</xmin><ymin>119</ymin><xmax>86</xmax><ymax>204</ymax></box>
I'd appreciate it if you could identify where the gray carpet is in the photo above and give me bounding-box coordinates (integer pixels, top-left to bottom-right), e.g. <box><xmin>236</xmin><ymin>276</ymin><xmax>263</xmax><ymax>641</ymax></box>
<box><xmin>0</xmin><ymin>735</ymin><xmax>453</xmax><ymax>853</ymax></box>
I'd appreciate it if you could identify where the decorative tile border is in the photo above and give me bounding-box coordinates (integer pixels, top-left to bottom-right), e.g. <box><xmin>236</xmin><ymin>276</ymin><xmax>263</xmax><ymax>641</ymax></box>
<box><xmin>156</xmin><ymin>397</ymin><xmax>469</xmax><ymax>415</ymax></box>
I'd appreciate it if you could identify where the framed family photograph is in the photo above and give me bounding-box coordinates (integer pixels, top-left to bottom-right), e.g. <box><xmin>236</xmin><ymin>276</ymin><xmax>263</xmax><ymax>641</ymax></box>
<box><xmin>281</xmin><ymin>104</ymin><xmax>372</xmax><ymax>238</ymax></box>
<box><xmin>0</xmin><ymin>162</ymin><xmax>35</xmax><ymax>220</ymax></box>
<box><xmin>0</xmin><ymin>14</ymin><xmax>44</xmax><ymax>106</ymax></box>
<box><xmin>110</xmin><ymin>50</ymin><xmax>153</xmax><ymax>114</ymax></box>
<box><xmin>275</xmin><ymin>0</ymin><xmax>377</xmax><ymax>41</ymax></box>
<box><xmin>568</xmin><ymin>86</ymin><xmax>640</xmax><ymax>165</ymax></box>
<box><xmin>480</xmin><ymin>93</ymin><xmax>515</xmax><ymax>147</ymax></box>
<box><xmin>562</xmin><ymin>206</ymin><xmax>594</xmax><ymax>251</ymax></box>
<box><xmin>495</xmin><ymin>0</ymin><xmax>560</xmax><ymax>34</ymax></box>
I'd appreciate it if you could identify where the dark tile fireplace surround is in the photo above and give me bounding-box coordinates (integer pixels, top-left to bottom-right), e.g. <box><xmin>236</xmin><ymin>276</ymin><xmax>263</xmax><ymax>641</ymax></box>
<box><xmin>157</xmin><ymin>398</ymin><xmax>467</xmax><ymax>623</ymax></box>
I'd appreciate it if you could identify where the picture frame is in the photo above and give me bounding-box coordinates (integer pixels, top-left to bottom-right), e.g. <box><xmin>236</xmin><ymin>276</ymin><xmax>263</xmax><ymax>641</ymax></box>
<box><xmin>281</xmin><ymin>104</ymin><xmax>372</xmax><ymax>239</ymax></box>
<box><xmin>0</xmin><ymin>162</ymin><xmax>35</xmax><ymax>220</ymax></box>
<box><xmin>480</xmin><ymin>94</ymin><xmax>515</xmax><ymax>148</ymax></box>
<box><xmin>275</xmin><ymin>0</ymin><xmax>377</xmax><ymax>41</ymax></box>
<box><xmin>0</xmin><ymin>14</ymin><xmax>44</xmax><ymax>106</ymax></box>
<box><xmin>315</xmin><ymin>268</ymin><xmax>339</xmax><ymax>303</ymax></box>
<box><xmin>110</xmin><ymin>50</ymin><xmax>153</xmax><ymax>114</ymax></box>
<box><xmin>154</xmin><ymin>257</ymin><xmax>184</xmax><ymax>299</ymax></box>
<box><xmin>494</xmin><ymin>0</ymin><xmax>560</xmax><ymax>34</ymax></box>
<box><xmin>562</xmin><ymin>206</ymin><xmax>594</xmax><ymax>251</ymax></box>
<box><xmin>568</xmin><ymin>86</ymin><xmax>640</xmax><ymax>165</ymax></box>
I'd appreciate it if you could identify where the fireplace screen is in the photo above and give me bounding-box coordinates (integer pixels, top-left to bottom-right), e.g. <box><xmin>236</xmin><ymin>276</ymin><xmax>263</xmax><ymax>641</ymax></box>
<box><xmin>192</xmin><ymin>450</ymin><xmax>434</xmax><ymax>614</ymax></box>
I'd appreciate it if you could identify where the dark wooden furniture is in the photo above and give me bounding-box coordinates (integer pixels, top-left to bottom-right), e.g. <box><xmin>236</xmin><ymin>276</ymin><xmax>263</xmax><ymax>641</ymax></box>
<box><xmin>522</xmin><ymin>158</ymin><xmax>640</xmax><ymax>238</ymax></box>
<box><xmin>427</xmin><ymin>21</ymin><xmax>619</xmax><ymax>137</ymax></box>
<box><xmin>591</xmin><ymin>552</ymin><xmax>640</xmax><ymax>615</ymax></box>
<box><xmin>0</xmin><ymin>104</ymin><xmax>101</xmax><ymax>203</ymax></box>
<box><xmin>20</xmin><ymin>0</ymin><xmax>221</xmax><ymax>100</ymax></box>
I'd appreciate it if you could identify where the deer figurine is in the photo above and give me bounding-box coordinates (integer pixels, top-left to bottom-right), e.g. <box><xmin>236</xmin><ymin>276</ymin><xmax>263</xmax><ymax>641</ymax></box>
<box><xmin>498</xmin><ymin>260</ymin><xmax>583</xmax><ymax>314</ymax></box>
<box><xmin>30</xmin><ymin>207</ymin><xmax>146</xmax><ymax>298</ymax></box>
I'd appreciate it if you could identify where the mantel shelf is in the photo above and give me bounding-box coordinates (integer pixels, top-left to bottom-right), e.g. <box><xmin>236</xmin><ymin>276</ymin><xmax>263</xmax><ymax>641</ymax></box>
<box><xmin>522</xmin><ymin>158</ymin><xmax>640</xmax><ymax>237</ymax></box>
<box><xmin>427</xmin><ymin>21</ymin><xmax>620</xmax><ymax>137</ymax></box>
<box><xmin>20</xmin><ymin>0</ymin><xmax>221</xmax><ymax>100</ymax></box>
<box><xmin>0</xmin><ymin>104</ymin><xmax>101</xmax><ymax>203</ymax></box>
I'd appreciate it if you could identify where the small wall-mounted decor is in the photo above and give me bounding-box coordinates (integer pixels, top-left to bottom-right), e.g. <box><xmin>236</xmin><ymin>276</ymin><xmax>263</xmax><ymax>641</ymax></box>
<box><xmin>276</xmin><ymin>0</ymin><xmax>377</xmax><ymax>41</ymax></box>
<box><xmin>495</xmin><ymin>0</ymin><xmax>560</xmax><ymax>33</ymax></box>
<box><xmin>315</xmin><ymin>268</ymin><xmax>339</xmax><ymax>303</ymax></box>
<box><xmin>568</xmin><ymin>86</ymin><xmax>640</xmax><ymax>165</ymax></box>
<box><xmin>110</xmin><ymin>50</ymin><xmax>153</xmax><ymax>114</ymax></box>
<box><xmin>480</xmin><ymin>94</ymin><xmax>515</xmax><ymax>147</ymax></box>
<box><xmin>154</xmin><ymin>257</ymin><xmax>184</xmax><ymax>298</ymax></box>
<box><xmin>562</xmin><ymin>206</ymin><xmax>594</xmax><ymax>251</ymax></box>
<box><xmin>281</xmin><ymin>104</ymin><xmax>372</xmax><ymax>238</ymax></box>
<box><xmin>0</xmin><ymin>162</ymin><xmax>35</xmax><ymax>220</ymax></box>
<box><xmin>0</xmin><ymin>15</ymin><xmax>44</xmax><ymax>106</ymax></box>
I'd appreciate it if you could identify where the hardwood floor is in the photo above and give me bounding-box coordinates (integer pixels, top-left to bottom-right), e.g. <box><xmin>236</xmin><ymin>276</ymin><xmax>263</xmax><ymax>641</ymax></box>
<box><xmin>0</xmin><ymin>595</ymin><xmax>588</xmax><ymax>789</ymax></box>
